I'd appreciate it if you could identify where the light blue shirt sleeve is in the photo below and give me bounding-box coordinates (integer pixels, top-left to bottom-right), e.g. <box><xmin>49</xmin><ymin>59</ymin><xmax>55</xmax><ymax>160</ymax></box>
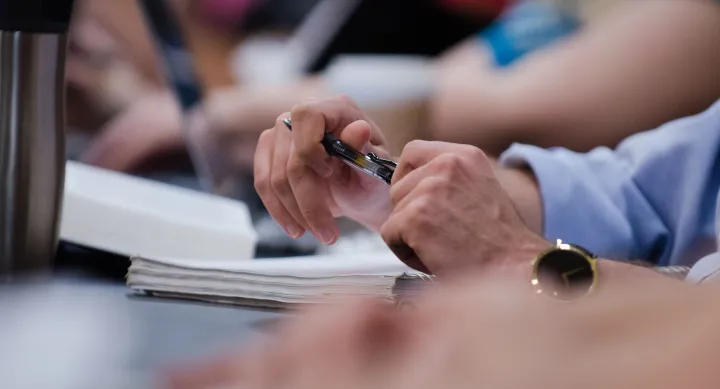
<box><xmin>499</xmin><ymin>100</ymin><xmax>720</xmax><ymax>266</ymax></box>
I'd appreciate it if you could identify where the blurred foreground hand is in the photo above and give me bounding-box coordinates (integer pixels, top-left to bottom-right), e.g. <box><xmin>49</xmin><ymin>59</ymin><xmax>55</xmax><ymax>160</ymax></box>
<box><xmin>164</xmin><ymin>273</ymin><xmax>720</xmax><ymax>389</ymax></box>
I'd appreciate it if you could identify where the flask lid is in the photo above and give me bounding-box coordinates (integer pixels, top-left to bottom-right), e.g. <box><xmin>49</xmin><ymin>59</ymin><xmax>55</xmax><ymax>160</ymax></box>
<box><xmin>0</xmin><ymin>0</ymin><xmax>75</xmax><ymax>33</ymax></box>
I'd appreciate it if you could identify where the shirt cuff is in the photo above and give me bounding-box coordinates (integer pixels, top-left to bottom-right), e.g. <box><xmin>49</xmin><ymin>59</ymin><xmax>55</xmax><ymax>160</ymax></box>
<box><xmin>499</xmin><ymin>144</ymin><xmax>640</xmax><ymax>260</ymax></box>
<box><xmin>686</xmin><ymin>252</ymin><xmax>720</xmax><ymax>284</ymax></box>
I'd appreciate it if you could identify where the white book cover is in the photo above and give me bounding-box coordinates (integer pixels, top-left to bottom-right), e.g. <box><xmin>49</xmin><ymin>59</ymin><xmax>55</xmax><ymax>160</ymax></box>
<box><xmin>60</xmin><ymin>161</ymin><xmax>257</xmax><ymax>261</ymax></box>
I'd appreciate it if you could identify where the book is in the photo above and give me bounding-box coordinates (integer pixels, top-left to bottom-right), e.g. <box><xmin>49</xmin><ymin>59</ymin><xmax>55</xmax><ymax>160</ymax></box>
<box><xmin>126</xmin><ymin>253</ymin><xmax>433</xmax><ymax>309</ymax></box>
<box><xmin>60</xmin><ymin>161</ymin><xmax>257</xmax><ymax>261</ymax></box>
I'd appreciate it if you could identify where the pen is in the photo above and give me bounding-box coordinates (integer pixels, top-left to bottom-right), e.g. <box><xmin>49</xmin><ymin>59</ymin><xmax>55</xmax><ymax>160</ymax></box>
<box><xmin>139</xmin><ymin>0</ymin><xmax>218</xmax><ymax>194</ymax></box>
<box><xmin>282</xmin><ymin>118</ymin><xmax>396</xmax><ymax>185</ymax></box>
<box><xmin>139</xmin><ymin>0</ymin><xmax>202</xmax><ymax>112</ymax></box>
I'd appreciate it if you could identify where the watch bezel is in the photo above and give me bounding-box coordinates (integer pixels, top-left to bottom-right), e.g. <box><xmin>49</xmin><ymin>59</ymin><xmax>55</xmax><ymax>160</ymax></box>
<box><xmin>531</xmin><ymin>240</ymin><xmax>598</xmax><ymax>301</ymax></box>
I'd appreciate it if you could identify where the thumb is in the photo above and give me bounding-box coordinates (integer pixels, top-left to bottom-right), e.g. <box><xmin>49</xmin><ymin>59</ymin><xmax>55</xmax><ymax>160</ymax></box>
<box><xmin>338</xmin><ymin>120</ymin><xmax>372</xmax><ymax>152</ymax></box>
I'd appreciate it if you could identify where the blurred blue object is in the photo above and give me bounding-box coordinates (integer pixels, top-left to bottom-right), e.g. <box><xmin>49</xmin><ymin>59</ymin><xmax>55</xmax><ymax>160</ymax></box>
<box><xmin>480</xmin><ymin>0</ymin><xmax>581</xmax><ymax>67</ymax></box>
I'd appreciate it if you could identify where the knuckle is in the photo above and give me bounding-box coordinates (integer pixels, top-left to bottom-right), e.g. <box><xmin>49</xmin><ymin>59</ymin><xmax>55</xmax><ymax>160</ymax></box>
<box><xmin>418</xmin><ymin>176</ymin><xmax>447</xmax><ymax>195</ymax></box>
<box><xmin>436</xmin><ymin>153</ymin><xmax>463</xmax><ymax>171</ymax></box>
<box><xmin>270</xmin><ymin>174</ymin><xmax>291</xmax><ymax>197</ymax></box>
<box><xmin>291</xmin><ymin>102</ymin><xmax>313</xmax><ymax>120</ymax></box>
<box><xmin>286</xmin><ymin>158</ymin><xmax>306</xmax><ymax>180</ymax></box>
<box><xmin>254</xmin><ymin>175</ymin><xmax>270</xmax><ymax>193</ymax></box>
<box><xmin>460</xmin><ymin>145</ymin><xmax>486</xmax><ymax>162</ymax></box>
<box><xmin>402</xmin><ymin>140</ymin><xmax>428</xmax><ymax>156</ymax></box>
<box><xmin>333</xmin><ymin>94</ymin><xmax>357</xmax><ymax>107</ymax></box>
<box><xmin>300</xmin><ymin>206</ymin><xmax>324</xmax><ymax>222</ymax></box>
<box><xmin>409</xmin><ymin>196</ymin><xmax>433</xmax><ymax>220</ymax></box>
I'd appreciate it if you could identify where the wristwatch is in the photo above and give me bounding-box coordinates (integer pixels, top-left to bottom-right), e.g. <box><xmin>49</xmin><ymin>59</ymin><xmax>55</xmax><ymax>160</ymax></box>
<box><xmin>531</xmin><ymin>240</ymin><xmax>598</xmax><ymax>301</ymax></box>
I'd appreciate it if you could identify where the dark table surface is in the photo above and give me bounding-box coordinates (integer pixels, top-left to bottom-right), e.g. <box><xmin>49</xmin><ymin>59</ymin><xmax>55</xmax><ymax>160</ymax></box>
<box><xmin>23</xmin><ymin>151</ymin><xmax>294</xmax><ymax>388</ymax></box>
<box><xmin>0</xmin><ymin>278</ymin><xmax>284</xmax><ymax>389</ymax></box>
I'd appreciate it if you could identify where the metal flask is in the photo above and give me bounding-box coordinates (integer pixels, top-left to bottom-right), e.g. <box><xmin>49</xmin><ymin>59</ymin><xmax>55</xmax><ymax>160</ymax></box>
<box><xmin>0</xmin><ymin>0</ymin><xmax>75</xmax><ymax>277</ymax></box>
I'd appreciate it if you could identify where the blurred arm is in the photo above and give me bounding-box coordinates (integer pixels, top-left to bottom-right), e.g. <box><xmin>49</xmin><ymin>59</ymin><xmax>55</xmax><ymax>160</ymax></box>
<box><xmin>496</xmin><ymin>102</ymin><xmax>720</xmax><ymax>265</ymax></box>
<box><xmin>432</xmin><ymin>0</ymin><xmax>720</xmax><ymax>154</ymax></box>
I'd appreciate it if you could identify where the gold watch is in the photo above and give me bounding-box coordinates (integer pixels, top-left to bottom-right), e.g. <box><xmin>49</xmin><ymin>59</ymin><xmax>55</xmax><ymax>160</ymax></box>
<box><xmin>531</xmin><ymin>240</ymin><xmax>598</xmax><ymax>301</ymax></box>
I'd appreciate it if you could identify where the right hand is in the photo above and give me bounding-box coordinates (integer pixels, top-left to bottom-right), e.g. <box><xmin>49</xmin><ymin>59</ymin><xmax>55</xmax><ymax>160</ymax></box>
<box><xmin>254</xmin><ymin>95</ymin><xmax>394</xmax><ymax>244</ymax></box>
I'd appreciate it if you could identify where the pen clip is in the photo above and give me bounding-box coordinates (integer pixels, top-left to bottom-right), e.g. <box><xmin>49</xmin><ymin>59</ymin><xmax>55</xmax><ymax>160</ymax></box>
<box><xmin>367</xmin><ymin>153</ymin><xmax>397</xmax><ymax>170</ymax></box>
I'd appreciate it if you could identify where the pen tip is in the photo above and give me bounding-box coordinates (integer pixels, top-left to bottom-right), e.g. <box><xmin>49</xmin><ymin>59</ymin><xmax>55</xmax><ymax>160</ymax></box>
<box><xmin>282</xmin><ymin>118</ymin><xmax>292</xmax><ymax>130</ymax></box>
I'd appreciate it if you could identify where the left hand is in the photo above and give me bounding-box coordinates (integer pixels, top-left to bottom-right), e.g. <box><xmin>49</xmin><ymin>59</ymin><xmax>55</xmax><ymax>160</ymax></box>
<box><xmin>381</xmin><ymin>140</ymin><xmax>547</xmax><ymax>276</ymax></box>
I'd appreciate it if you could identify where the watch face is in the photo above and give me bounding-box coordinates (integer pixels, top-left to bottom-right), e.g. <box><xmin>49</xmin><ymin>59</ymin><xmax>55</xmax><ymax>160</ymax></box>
<box><xmin>535</xmin><ymin>249</ymin><xmax>595</xmax><ymax>300</ymax></box>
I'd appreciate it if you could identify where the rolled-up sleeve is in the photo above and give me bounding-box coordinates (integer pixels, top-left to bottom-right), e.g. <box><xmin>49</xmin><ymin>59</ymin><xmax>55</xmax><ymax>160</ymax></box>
<box><xmin>499</xmin><ymin>101</ymin><xmax>720</xmax><ymax>266</ymax></box>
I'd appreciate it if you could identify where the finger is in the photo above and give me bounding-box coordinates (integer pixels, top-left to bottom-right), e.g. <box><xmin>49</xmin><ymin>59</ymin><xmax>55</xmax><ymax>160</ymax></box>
<box><xmin>393</xmin><ymin>140</ymin><xmax>469</xmax><ymax>184</ymax></box>
<box><xmin>389</xmin><ymin>162</ymin><xmax>439</xmax><ymax>207</ymax></box>
<box><xmin>290</xmin><ymin>95</ymin><xmax>372</xmax><ymax>178</ymax></box>
<box><xmin>271</xmin><ymin>115</ymin><xmax>310</xmax><ymax>235</ymax></box>
<box><xmin>337</xmin><ymin>120</ymin><xmax>372</xmax><ymax>151</ymax></box>
<box><xmin>254</xmin><ymin>127</ymin><xmax>304</xmax><ymax>238</ymax></box>
<box><xmin>290</xmin><ymin>105</ymin><xmax>333</xmax><ymax>179</ymax></box>
<box><xmin>287</xmin><ymin>147</ymin><xmax>339</xmax><ymax>245</ymax></box>
<box><xmin>380</xmin><ymin>215</ymin><xmax>431</xmax><ymax>274</ymax></box>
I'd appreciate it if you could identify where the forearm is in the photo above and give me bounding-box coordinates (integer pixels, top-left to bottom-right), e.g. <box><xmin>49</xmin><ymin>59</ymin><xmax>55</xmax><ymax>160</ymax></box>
<box><xmin>492</xmin><ymin>157</ymin><xmax>686</xmax><ymax>284</ymax></box>
<box><xmin>431</xmin><ymin>0</ymin><xmax>720</xmax><ymax>153</ymax></box>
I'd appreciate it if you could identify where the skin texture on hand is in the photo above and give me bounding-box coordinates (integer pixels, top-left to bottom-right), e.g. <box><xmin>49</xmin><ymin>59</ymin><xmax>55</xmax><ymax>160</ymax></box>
<box><xmin>382</xmin><ymin>140</ymin><xmax>547</xmax><ymax>275</ymax></box>
<box><xmin>253</xmin><ymin>95</ymin><xmax>393</xmax><ymax>244</ymax></box>
<box><xmin>253</xmin><ymin>95</ymin><xmax>551</xmax><ymax>276</ymax></box>
<box><xmin>163</xmin><ymin>270</ymin><xmax>720</xmax><ymax>389</ymax></box>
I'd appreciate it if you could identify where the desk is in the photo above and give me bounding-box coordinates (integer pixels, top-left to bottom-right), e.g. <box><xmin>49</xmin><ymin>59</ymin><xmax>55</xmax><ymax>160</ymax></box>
<box><xmin>0</xmin><ymin>279</ymin><xmax>283</xmax><ymax>388</ymax></box>
<box><xmin>120</xmin><ymin>283</ymin><xmax>282</xmax><ymax>371</ymax></box>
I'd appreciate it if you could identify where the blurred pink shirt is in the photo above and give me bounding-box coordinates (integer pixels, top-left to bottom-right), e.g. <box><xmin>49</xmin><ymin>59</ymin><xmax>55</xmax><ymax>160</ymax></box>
<box><xmin>198</xmin><ymin>0</ymin><xmax>264</xmax><ymax>26</ymax></box>
<box><xmin>199</xmin><ymin>0</ymin><xmax>511</xmax><ymax>26</ymax></box>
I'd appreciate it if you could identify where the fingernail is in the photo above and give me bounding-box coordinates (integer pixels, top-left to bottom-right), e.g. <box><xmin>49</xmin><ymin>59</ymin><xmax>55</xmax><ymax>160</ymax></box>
<box><xmin>315</xmin><ymin>229</ymin><xmax>337</xmax><ymax>245</ymax></box>
<box><xmin>284</xmin><ymin>225</ymin><xmax>304</xmax><ymax>239</ymax></box>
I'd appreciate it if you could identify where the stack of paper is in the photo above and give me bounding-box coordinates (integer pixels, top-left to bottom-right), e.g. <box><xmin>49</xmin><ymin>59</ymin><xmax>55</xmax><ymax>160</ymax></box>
<box><xmin>127</xmin><ymin>253</ymin><xmax>421</xmax><ymax>308</ymax></box>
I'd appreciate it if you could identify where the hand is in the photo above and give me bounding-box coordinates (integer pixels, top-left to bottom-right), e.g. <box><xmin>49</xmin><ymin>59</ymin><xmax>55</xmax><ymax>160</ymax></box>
<box><xmin>81</xmin><ymin>79</ymin><xmax>327</xmax><ymax>173</ymax></box>
<box><xmin>382</xmin><ymin>140</ymin><xmax>547</xmax><ymax>276</ymax></box>
<box><xmin>254</xmin><ymin>95</ymin><xmax>394</xmax><ymax>244</ymax></box>
<box><xmin>163</xmin><ymin>273</ymin><xmax>720</xmax><ymax>389</ymax></box>
<box><xmin>80</xmin><ymin>91</ymin><xmax>185</xmax><ymax>172</ymax></box>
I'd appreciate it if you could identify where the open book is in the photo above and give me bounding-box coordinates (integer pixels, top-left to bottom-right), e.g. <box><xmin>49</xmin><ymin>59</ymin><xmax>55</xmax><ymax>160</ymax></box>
<box><xmin>127</xmin><ymin>253</ymin><xmax>433</xmax><ymax>308</ymax></box>
<box><xmin>60</xmin><ymin>161</ymin><xmax>257</xmax><ymax>261</ymax></box>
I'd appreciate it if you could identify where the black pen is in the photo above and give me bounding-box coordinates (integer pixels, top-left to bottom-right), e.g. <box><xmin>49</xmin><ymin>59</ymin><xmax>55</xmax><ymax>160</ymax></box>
<box><xmin>282</xmin><ymin>118</ymin><xmax>396</xmax><ymax>185</ymax></box>
<box><xmin>139</xmin><ymin>0</ymin><xmax>202</xmax><ymax>112</ymax></box>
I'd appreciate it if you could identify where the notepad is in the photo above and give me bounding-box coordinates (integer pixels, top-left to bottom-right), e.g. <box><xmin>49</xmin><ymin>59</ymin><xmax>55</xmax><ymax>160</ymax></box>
<box><xmin>61</xmin><ymin>161</ymin><xmax>257</xmax><ymax>261</ymax></box>
<box><xmin>127</xmin><ymin>253</ymin><xmax>433</xmax><ymax>308</ymax></box>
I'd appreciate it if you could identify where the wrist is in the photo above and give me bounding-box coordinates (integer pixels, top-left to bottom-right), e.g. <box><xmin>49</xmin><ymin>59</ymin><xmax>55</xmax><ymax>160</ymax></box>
<box><xmin>490</xmin><ymin>232</ymin><xmax>550</xmax><ymax>270</ymax></box>
<box><xmin>494</xmin><ymin>164</ymin><xmax>544</xmax><ymax>235</ymax></box>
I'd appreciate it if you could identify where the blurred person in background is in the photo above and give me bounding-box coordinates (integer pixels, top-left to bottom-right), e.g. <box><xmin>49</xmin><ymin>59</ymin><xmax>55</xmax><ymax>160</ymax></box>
<box><xmin>65</xmin><ymin>0</ymin><xmax>319</xmax><ymax>167</ymax></box>
<box><xmin>67</xmin><ymin>0</ymin><xmax>492</xmax><ymax>172</ymax></box>
<box><xmin>79</xmin><ymin>0</ymin><xmax>720</xmax><ymax>176</ymax></box>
